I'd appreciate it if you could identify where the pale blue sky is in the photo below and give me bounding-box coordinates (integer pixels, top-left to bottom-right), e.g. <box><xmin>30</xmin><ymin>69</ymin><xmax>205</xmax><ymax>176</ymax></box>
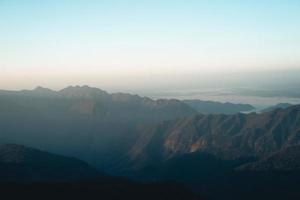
<box><xmin>0</xmin><ymin>0</ymin><xmax>300</xmax><ymax>90</ymax></box>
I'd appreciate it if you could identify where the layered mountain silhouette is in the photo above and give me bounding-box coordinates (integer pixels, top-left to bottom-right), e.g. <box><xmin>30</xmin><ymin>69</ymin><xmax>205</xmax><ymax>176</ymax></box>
<box><xmin>0</xmin><ymin>85</ymin><xmax>258</xmax><ymax>172</ymax></box>
<box><xmin>1</xmin><ymin>86</ymin><xmax>300</xmax><ymax>200</ymax></box>
<box><xmin>0</xmin><ymin>86</ymin><xmax>197</xmax><ymax>171</ymax></box>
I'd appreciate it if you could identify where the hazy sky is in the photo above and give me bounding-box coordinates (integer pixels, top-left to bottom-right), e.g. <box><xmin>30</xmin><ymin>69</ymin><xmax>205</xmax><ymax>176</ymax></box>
<box><xmin>1</xmin><ymin>0</ymin><xmax>300</xmax><ymax>90</ymax></box>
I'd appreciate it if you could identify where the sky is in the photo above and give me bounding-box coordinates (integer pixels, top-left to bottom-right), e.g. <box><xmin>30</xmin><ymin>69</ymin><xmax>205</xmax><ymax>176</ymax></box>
<box><xmin>0</xmin><ymin>0</ymin><xmax>300</xmax><ymax>91</ymax></box>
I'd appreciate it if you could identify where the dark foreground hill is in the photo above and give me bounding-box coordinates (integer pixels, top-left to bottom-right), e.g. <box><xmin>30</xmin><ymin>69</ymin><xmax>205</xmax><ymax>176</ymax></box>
<box><xmin>0</xmin><ymin>144</ymin><xmax>200</xmax><ymax>200</ymax></box>
<box><xmin>0</xmin><ymin>144</ymin><xmax>100</xmax><ymax>181</ymax></box>
<box><xmin>0</xmin><ymin>181</ymin><xmax>201</xmax><ymax>200</ymax></box>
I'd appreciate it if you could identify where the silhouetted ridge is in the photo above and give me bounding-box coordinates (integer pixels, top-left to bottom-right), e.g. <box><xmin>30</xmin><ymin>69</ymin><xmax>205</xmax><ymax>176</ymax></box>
<box><xmin>261</xmin><ymin>103</ymin><xmax>293</xmax><ymax>113</ymax></box>
<box><xmin>0</xmin><ymin>144</ymin><xmax>99</xmax><ymax>181</ymax></box>
<box><xmin>0</xmin><ymin>144</ymin><xmax>201</xmax><ymax>200</ymax></box>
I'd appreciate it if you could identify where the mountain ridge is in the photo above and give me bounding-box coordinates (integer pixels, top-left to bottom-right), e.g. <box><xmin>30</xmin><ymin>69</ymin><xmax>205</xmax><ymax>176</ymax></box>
<box><xmin>183</xmin><ymin>99</ymin><xmax>254</xmax><ymax>114</ymax></box>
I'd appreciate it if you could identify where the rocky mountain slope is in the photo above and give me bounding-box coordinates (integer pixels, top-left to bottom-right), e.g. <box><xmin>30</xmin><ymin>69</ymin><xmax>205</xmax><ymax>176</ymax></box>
<box><xmin>128</xmin><ymin>105</ymin><xmax>300</xmax><ymax>168</ymax></box>
<box><xmin>238</xmin><ymin>145</ymin><xmax>300</xmax><ymax>171</ymax></box>
<box><xmin>124</xmin><ymin>105</ymin><xmax>300</xmax><ymax>200</ymax></box>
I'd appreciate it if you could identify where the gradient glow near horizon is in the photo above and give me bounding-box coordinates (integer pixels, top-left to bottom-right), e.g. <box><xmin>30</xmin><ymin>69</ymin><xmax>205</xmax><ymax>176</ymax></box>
<box><xmin>1</xmin><ymin>0</ymin><xmax>300</xmax><ymax>90</ymax></box>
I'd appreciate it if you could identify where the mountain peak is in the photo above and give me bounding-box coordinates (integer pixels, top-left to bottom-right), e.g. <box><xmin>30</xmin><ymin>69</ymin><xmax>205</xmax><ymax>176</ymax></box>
<box><xmin>33</xmin><ymin>86</ymin><xmax>54</xmax><ymax>92</ymax></box>
<box><xmin>59</xmin><ymin>85</ymin><xmax>109</xmax><ymax>98</ymax></box>
<box><xmin>20</xmin><ymin>86</ymin><xmax>56</xmax><ymax>96</ymax></box>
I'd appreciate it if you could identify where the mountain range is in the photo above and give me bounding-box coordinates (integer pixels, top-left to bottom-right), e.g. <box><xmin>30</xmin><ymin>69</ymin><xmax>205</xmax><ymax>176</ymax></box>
<box><xmin>0</xmin><ymin>86</ymin><xmax>259</xmax><ymax>171</ymax></box>
<box><xmin>1</xmin><ymin>85</ymin><xmax>300</xmax><ymax>199</ymax></box>
<box><xmin>0</xmin><ymin>86</ymin><xmax>198</xmax><ymax>171</ymax></box>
